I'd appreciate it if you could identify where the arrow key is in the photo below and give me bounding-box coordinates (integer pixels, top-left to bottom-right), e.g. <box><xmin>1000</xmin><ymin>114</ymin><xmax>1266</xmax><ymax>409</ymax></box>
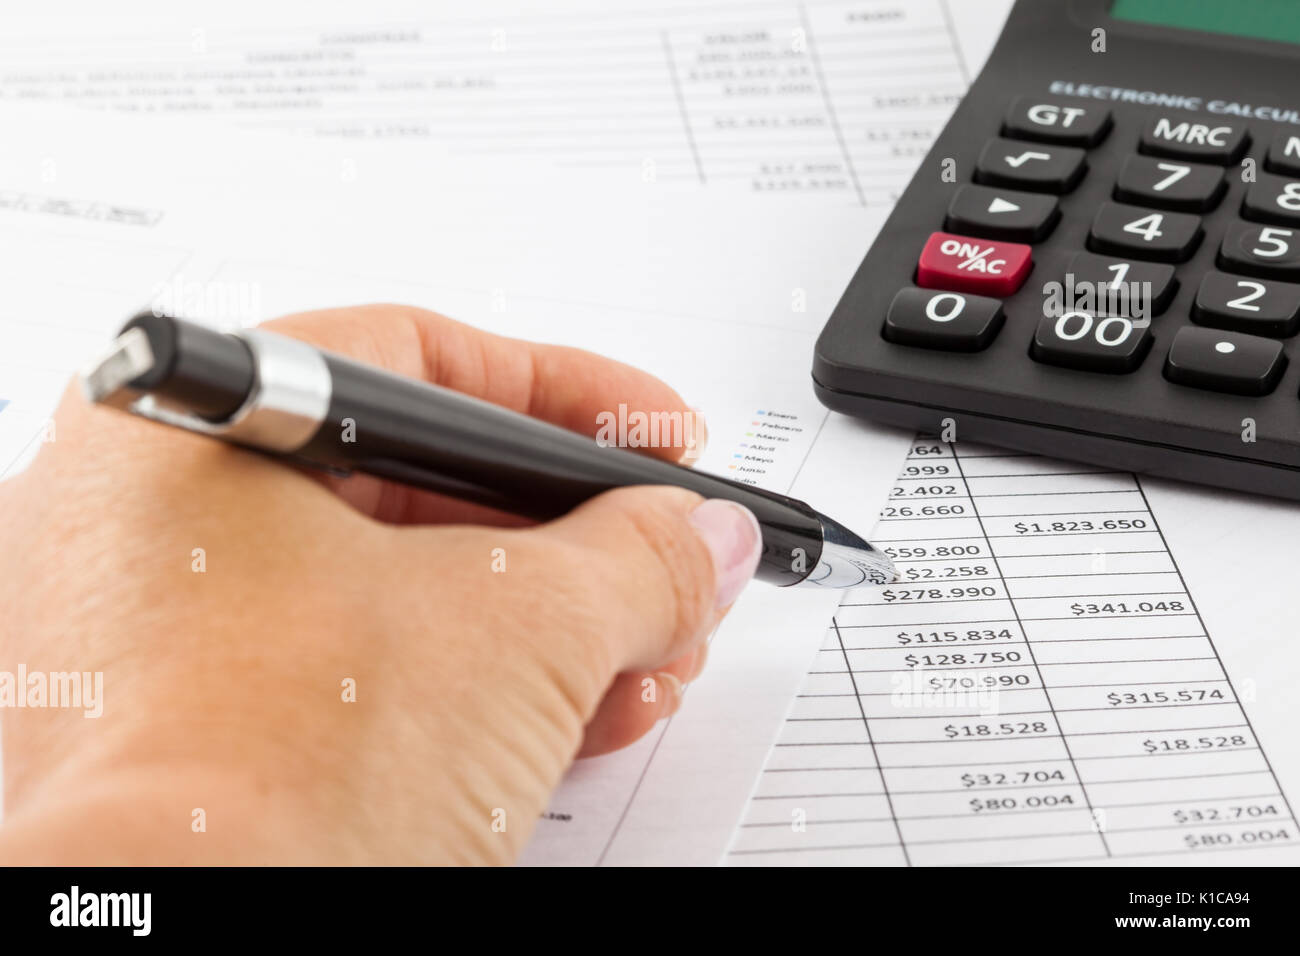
<box><xmin>975</xmin><ymin>137</ymin><xmax>1087</xmax><ymax>193</ymax></box>
<box><xmin>945</xmin><ymin>184</ymin><xmax>1060</xmax><ymax>242</ymax></box>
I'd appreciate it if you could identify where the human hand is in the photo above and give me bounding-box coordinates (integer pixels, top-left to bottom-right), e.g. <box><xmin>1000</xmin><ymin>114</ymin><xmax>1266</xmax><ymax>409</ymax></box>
<box><xmin>0</xmin><ymin>304</ymin><xmax>761</xmax><ymax>864</ymax></box>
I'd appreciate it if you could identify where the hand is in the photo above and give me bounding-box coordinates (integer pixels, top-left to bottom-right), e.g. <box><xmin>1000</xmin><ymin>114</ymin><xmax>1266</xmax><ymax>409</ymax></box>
<box><xmin>0</xmin><ymin>304</ymin><xmax>762</xmax><ymax>864</ymax></box>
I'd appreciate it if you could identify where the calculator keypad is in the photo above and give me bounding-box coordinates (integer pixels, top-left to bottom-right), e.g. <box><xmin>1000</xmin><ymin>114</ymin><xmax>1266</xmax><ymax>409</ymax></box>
<box><xmin>1163</xmin><ymin>326</ymin><xmax>1287</xmax><ymax>395</ymax></box>
<box><xmin>1031</xmin><ymin>311</ymin><xmax>1152</xmax><ymax>374</ymax></box>
<box><xmin>1217</xmin><ymin>222</ymin><xmax>1300</xmax><ymax>280</ymax></box>
<box><xmin>1113</xmin><ymin>155</ymin><xmax>1225</xmax><ymax>212</ymax></box>
<box><xmin>883</xmin><ymin>101</ymin><xmax>1300</xmax><ymax>411</ymax></box>
<box><xmin>828</xmin><ymin>68</ymin><xmax>1300</xmax><ymax>502</ymax></box>
<box><xmin>945</xmin><ymin>184</ymin><xmax>1059</xmax><ymax>242</ymax></box>
<box><xmin>975</xmin><ymin>137</ymin><xmax>1086</xmax><ymax>193</ymax></box>
<box><xmin>883</xmin><ymin>288</ymin><xmax>1004</xmax><ymax>352</ymax></box>
<box><xmin>1088</xmin><ymin>201</ymin><xmax>1202</xmax><ymax>263</ymax></box>
<box><xmin>1002</xmin><ymin>95</ymin><xmax>1111</xmax><ymax>147</ymax></box>
<box><xmin>1139</xmin><ymin>115</ymin><xmax>1249</xmax><ymax>165</ymax></box>
<box><xmin>1192</xmin><ymin>272</ymin><xmax>1300</xmax><ymax>337</ymax></box>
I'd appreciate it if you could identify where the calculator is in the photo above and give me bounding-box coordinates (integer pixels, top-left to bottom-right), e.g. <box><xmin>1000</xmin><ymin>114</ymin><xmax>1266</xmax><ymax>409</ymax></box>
<box><xmin>814</xmin><ymin>0</ymin><xmax>1300</xmax><ymax>499</ymax></box>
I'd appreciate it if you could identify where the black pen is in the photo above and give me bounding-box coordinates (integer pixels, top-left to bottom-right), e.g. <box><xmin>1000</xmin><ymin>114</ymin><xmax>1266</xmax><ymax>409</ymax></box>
<box><xmin>81</xmin><ymin>314</ymin><xmax>895</xmax><ymax>589</ymax></box>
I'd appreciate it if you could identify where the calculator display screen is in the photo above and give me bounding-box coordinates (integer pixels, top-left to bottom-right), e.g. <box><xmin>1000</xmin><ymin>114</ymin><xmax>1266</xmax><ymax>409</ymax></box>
<box><xmin>1111</xmin><ymin>0</ymin><xmax>1300</xmax><ymax>46</ymax></box>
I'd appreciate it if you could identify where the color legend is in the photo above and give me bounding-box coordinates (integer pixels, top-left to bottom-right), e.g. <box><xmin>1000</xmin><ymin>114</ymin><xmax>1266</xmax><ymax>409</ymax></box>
<box><xmin>728</xmin><ymin>408</ymin><xmax>812</xmax><ymax>489</ymax></box>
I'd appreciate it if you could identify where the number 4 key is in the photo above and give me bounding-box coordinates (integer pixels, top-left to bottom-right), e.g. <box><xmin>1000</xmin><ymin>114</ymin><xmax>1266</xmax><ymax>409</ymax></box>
<box><xmin>1088</xmin><ymin>201</ymin><xmax>1203</xmax><ymax>263</ymax></box>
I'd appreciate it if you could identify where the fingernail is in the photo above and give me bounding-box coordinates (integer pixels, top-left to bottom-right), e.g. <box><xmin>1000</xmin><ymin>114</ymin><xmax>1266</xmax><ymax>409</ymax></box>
<box><xmin>688</xmin><ymin>499</ymin><xmax>762</xmax><ymax>608</ymax></box>
<box><xmin>678</xmin><ymin>407</ymin><xmax>708</xmax><ymax>465</ymax></box>
<box><xmin>651</xmin><ymin>671</ymin><xmax>684</xmax><ymax>717</ymax></box>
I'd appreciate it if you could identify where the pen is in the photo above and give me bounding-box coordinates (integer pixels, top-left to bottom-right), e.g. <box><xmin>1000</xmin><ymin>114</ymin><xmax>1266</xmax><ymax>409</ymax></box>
<box><xmin>80</xmin><ymin>313</ymin><xmax>895</xmax><ymax>589</ymax></box>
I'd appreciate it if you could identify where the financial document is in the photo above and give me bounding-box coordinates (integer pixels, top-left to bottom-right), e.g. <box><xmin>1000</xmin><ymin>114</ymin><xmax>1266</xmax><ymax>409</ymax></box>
<box><xmin>728</xmin><ymin>437</ymin><xmax>1300</xmax><ymax>865</ymax></box>
<box><xmin>2</xmin><ymin>0</ymin><xmax>1003</xmax><ymax>203</ymax></box>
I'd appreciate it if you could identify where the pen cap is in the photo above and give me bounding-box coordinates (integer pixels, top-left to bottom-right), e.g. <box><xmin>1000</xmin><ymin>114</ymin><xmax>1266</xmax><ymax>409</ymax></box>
<box><xmin>121</xmin><ymin>313</ymin><xmax>255</xmax><ymax>420</ymax></box>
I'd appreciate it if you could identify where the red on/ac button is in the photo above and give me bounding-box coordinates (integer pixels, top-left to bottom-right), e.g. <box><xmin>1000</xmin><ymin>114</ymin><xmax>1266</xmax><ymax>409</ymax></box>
<box><xmin>916</xmin><ymin>231</ymin><xmax>1032</xmax><ymax>298</ymax></box>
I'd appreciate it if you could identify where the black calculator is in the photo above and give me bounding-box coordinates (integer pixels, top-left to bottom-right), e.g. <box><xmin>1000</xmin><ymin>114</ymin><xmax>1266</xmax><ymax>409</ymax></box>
<box><xmin>814</xmin><ymin>0</ymin><xmax>1300</xmax><ymax>499</ymax></box>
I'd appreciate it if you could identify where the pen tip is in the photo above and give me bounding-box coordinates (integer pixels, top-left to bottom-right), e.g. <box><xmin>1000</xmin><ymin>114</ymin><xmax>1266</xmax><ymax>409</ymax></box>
<box><xmin>800</xmin><ymin>512</ymin><xmax>895</xmax><ymax>589</ymax></box>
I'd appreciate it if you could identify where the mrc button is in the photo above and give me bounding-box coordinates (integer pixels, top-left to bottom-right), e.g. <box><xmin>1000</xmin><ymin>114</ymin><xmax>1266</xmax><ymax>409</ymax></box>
<box><xmin>1139</xmin><ymin>115</ymin><xmax>1249</xmax><ymax>165</ymax></box>
<box><xmin>916</xmin><ymin>231</ymin><xmax>1032</xmax><ymax>297</ymax></box>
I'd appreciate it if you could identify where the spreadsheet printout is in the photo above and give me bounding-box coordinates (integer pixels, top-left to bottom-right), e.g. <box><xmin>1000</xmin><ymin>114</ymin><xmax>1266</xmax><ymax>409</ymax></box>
<box><xmin>2</xmin><ymin>0</ymin><xmax>1011</xmax><ymax>204</ymax></box>
<box><xmin>728</xmin><ymin>437</ymin><xmax>1299</xmax><ymax>865</ymax></box>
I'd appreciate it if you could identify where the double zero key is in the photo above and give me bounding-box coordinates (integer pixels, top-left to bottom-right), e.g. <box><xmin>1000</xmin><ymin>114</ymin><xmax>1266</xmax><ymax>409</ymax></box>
<box><xmin>1031</xmin><ymin>310</ymin><xmax>1152</xmax><ymax>373</ymax></box>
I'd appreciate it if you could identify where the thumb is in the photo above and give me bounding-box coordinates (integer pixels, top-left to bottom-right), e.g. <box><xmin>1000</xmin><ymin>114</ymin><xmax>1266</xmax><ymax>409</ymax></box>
<box><xmin>528</xmin><ymin>486</ymin><xmax>763</xmax><ymax>674</ymax></box>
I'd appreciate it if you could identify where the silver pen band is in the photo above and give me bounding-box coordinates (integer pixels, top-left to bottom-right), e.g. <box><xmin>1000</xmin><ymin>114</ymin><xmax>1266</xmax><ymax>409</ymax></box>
<box><xmin>81</xmin><ymin>326</ymin><xmax>333</xmax><ymax>453</ymax></box>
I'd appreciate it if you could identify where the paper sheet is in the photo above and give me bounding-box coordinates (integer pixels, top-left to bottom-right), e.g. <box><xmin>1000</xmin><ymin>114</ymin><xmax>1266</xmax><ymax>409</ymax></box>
<box><xmin>2</xmin><ymin>0</ymin><xmax>997</xmax><ymax>205</ymax></box>
<box><xmin>728</xmin><ymin>437</ymin><xmax>1300</xmax><ymax>865</ymax></box>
